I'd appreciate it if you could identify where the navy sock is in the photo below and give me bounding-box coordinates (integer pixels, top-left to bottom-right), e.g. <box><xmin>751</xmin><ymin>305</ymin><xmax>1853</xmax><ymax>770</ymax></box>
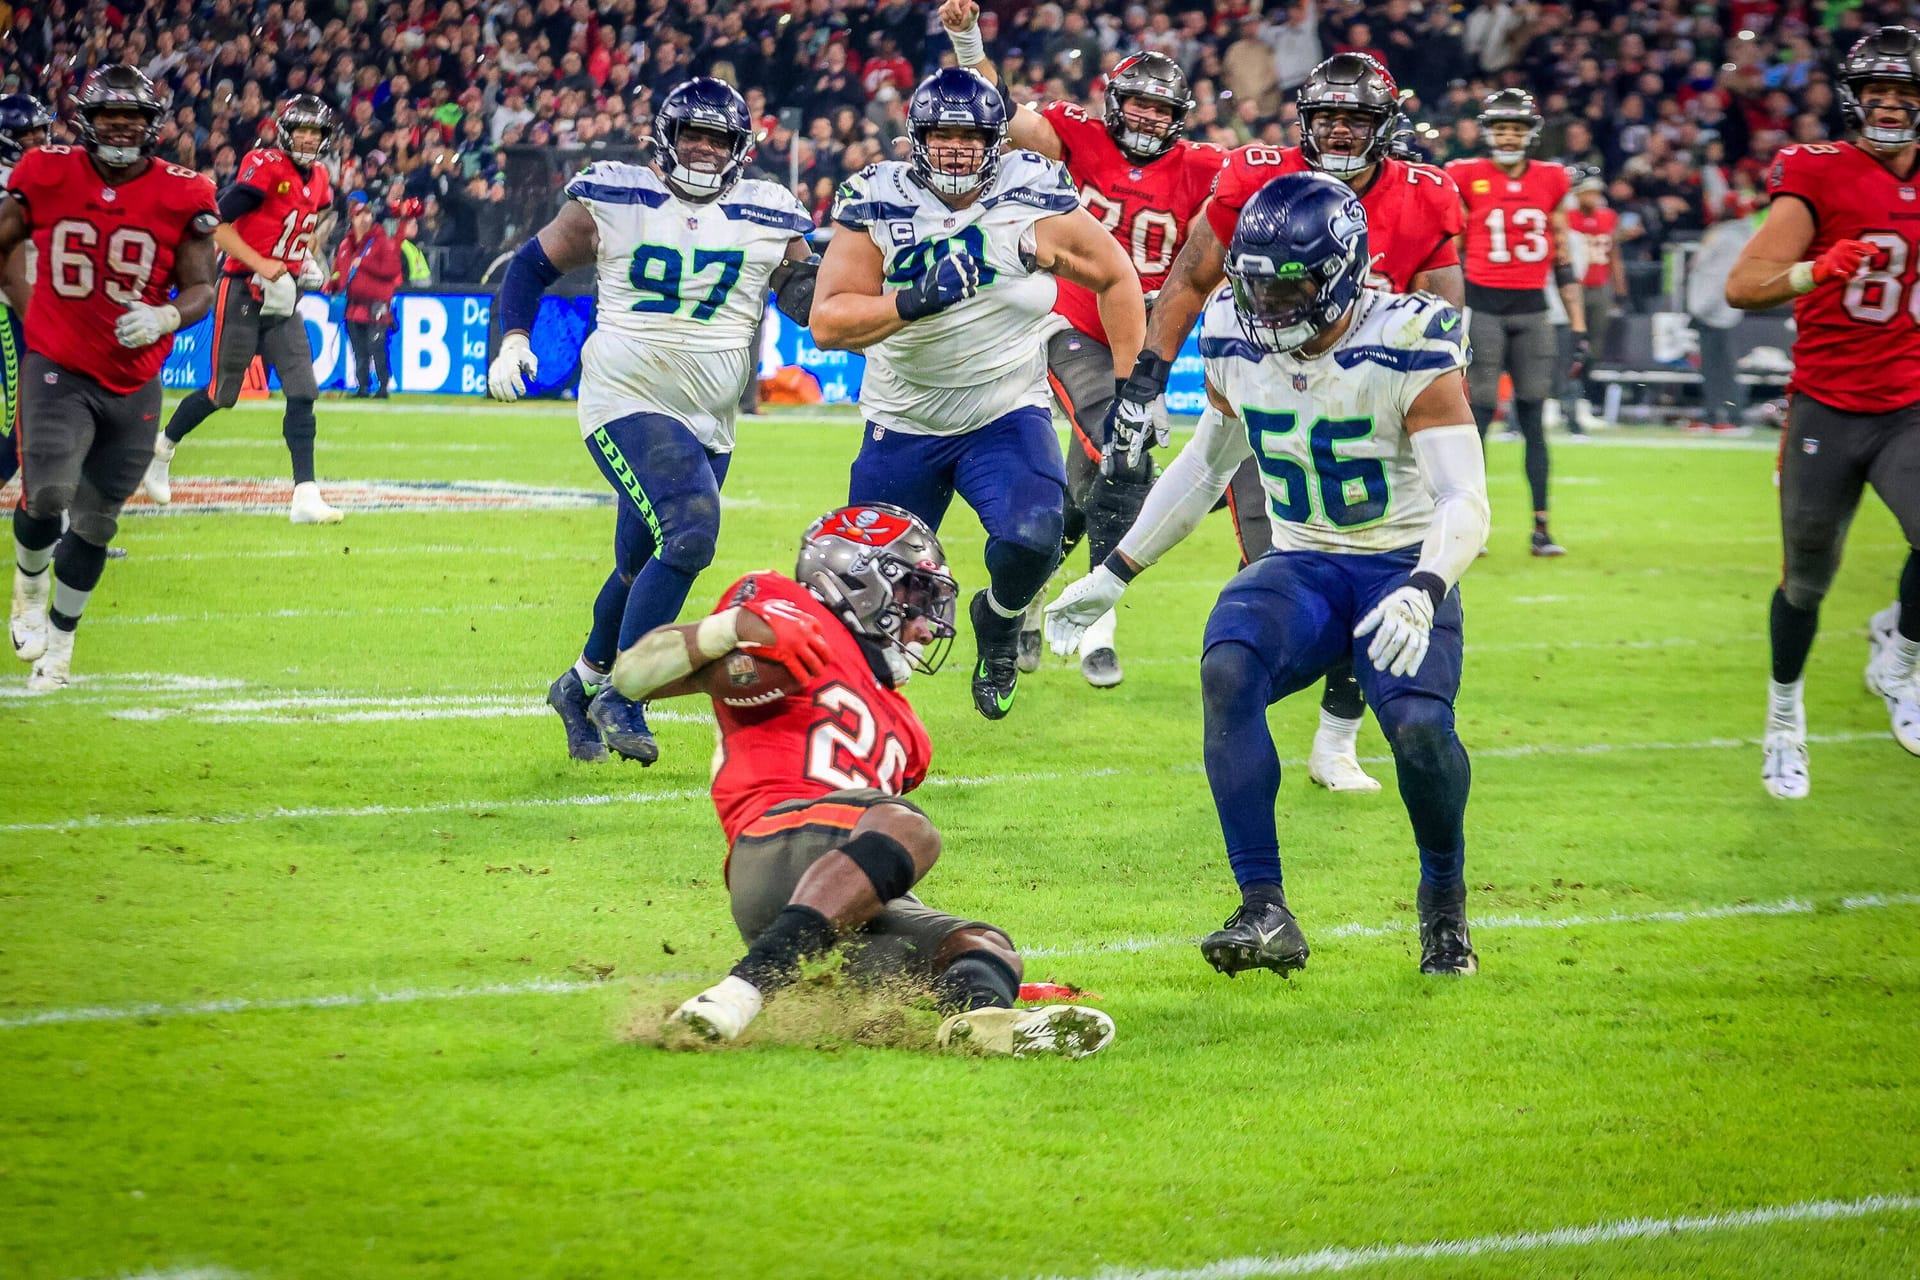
<box><xmin>1201</xmin><ymin>641</ymin><xmax>1285</xmax><ymax>891</ymax></box>
<box><xmin>1377</xmin><ymin>695</ymin><xmax>1470</xmax><ymax>890</ymax></box>
<box><xmin>982</xmin><ymin>536</ymin><xmax>1060</xmax><ymax>616</ymax></box>
<box><xmin>617</xmin><ymin>556</ymin><xmax>699</xmax><ymax>652</ymax></box>
<box><xmin>583</xmin><ymin>567</ymin><xmax>631</xmax><ymax>669</ymax></box>
<box><xmin>164</xmin><ymin>388</ymin><xmax>217</xmax><ymax>444</ymax></box>
<box><xmin>1900</xmin><ymin>551</ymin><xmax>1919</xmax><ymax>642</ymax></box>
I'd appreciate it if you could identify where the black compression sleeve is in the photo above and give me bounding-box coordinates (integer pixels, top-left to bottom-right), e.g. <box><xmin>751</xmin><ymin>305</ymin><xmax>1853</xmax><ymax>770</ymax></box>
<box><xmin>216</xmin><ymin>184</ymin><xmax>268</xmax><ymax>222</ymax></box>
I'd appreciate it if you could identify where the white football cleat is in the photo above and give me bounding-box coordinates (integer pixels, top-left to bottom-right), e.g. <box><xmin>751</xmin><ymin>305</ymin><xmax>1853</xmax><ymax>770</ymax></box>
<box><xmin>1866</xmin><ymin>603</ymin><xmax>1900</xmax><ymax>672</ymax></box>
<box><xmin>1016</xmin><ymin>590</ymin><xmax>1047</xmax><ymax>674</ymax></box>
<box><xmin>10</xmin><ymin>567</ymin><xmax>48</xmax><ymax>662</ymax></box>
<box><xmin>141</xmin><ymin>431</ymin><xmax>175</xmax><ymax>505</ymax></box>
<box><xmin>26</xmin><ymin>625</ymin><xmax>73</xmax><ymax>692</ymax></box>
<box><xmin>668</xmin><ymin>975</ymin><xmax>763</xmax><ymax>1042</ymax></box>
<box><xmin>1761</xmin><ymin>729</ymin><xmax>1810</xmax><ymax>799</ymax></box>
<box><xmin>1865</xmin><ymin>653</ymin><xmax>1920</xmax><ymax>757</ymax></box>
<box><xmin>289</xmin><ymin>481</ymin><xmax>344</xmax><ymax>525</ymax></box>
<box><xmin>1078</xmin><ymin>607</ymin><xmax>1122</xmax><ymax>688</ymax></box>
<box><xmin>1308</xmin><ymin>716</ymin><xmax>1382</xmax><ymax>793</ymax></box>
<box><xmin>936</xmin><ymin>1004</ymin><xmax>1115</xmax><ymax>1059</ymax></box>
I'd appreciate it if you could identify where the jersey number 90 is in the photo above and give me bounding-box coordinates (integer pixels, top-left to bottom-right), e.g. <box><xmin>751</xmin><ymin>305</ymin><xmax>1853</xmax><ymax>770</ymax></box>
<box><xmin>886</xmin><ymin>225</ymin><xmax>999</xmax><ymax>288</ymax></box>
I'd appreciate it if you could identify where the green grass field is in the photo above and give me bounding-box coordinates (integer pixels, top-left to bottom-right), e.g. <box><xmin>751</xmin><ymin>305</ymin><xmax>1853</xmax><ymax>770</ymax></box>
<box><xmin>2</xmin><ymin>401</ymin><xmax>1917</xmax><ymax>1280</ymax></box>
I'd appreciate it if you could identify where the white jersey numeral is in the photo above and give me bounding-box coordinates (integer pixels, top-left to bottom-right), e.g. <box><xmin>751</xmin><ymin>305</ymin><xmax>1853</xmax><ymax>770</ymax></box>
<box><xmin>49</xmin><ymin>221</ymin><xmax>158</xmax><ymax>304</ymax></box>
<box><xmin>1483</xmin><ymin>206</ymin><xmax>1549</xmax><ymax>264</ymax></box>
<box><xmin>1079</xmin><ymin>186</ymin><xmax>1180</xmax><ymax>276</ymax></box>
<box><xmin>1839</xmin><ymin>231</ymin><xmax>1920</xmax><ymax>326</ymax></box>
<box><xmin>271</xmin><ymin>208</ymin><xmax>317</xmax><ymax>261</ymax></box>
<box><xmin>804</xmin><ymin>682</ymin><xmax>909</xmax><ymax>793</ymax></box>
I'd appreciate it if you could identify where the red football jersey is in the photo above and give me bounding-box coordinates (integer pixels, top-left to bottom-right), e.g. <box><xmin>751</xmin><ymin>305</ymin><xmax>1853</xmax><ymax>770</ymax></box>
<box><xmin>5</xmin><ymin>146</ymin><xmax>218</xmax><ymax>394</ymax></box>
<box><xmin>222</xmin><ymin>147</ymin><xmax>333</xmax><ymax>276</ymax></box>
<box><xmin>1566</xmin><ymin>206</ymin><xmax>1618</xmax><ymax>289</ymax></box>
<box><xmin>1040</xmin><ymin>100</ymin><xmax>1225</xmax><ymax>344</ymax></box>
<box><xmin>1768</xmin><ymin>141</ymin><xmax>1920</xmax><ymax>414</ymax></box>
<box><xmin>1446</xmin><ymin>157</ymin><xmax>1571</xmax><ymax>290</ymax></box>
<box><xmin>707</xmin><ymin>571</ymin><xmax>932</xmax><ymax>846</ymax></box>
<box><xmin>1206</xmin><ymin>146</ymin><xmax>1462</xmax><ymax>292</ymax></box>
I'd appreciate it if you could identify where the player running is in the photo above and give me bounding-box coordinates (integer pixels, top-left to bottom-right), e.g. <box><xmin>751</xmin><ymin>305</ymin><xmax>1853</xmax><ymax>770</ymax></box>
<box><xmin>810</xmin><ymin>67</ymin><xmax>1145</xmax><ymax>721</ymax></box>
<box><xmin>3</xmin><ymin>66</ymin><xmax>219</xmax><ymax>689</ymax></box>
<box><xmin>1051</xmin><ymin>175</ymin><xmax>1488</xmax><ymax>975</ymax></box>
<box><xmin>1726</xmin><ymin>25</ymin><xmax>1920</xmax><ymax>797</ymax></box>
<box><xmin>1087</xmin><ymin>52</ymin><xmax>1463</xmax><ymax>793</ymax></box>
<box><xmin>487</xmin><ymin>78</ymin><xmax>817</xmax><ymax>766</ymax></box>
<box><xmin>0</xmin><ymin>93</ymin><xmax>52</xmax><ymax>490</ymax></box>
<box><xmin>942</xmin><ymin>0</ymin><xmax>1223</xmax><ymax>687</ymax></box>
<box><xmin>613</xmin><ymin>503</ymin><xmax>1114</xmax><ymax>1057</ymax></box>
<box><xmin>143</xmin><ymin>96</ymin><xmax>341</xmax><ymax>524</ymax></box>
<box><xmin>1446</xmin><ymin>89</ymin><xmax>1586</xmax><ymax>557</ymax></box>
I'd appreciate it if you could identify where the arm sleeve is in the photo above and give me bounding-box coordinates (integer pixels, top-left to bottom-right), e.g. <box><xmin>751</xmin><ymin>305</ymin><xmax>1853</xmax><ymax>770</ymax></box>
<box><xmin>1115</xmin><ymin>403</ymin><xmax>1254</xmax><ymax>568</ymax></box>
<box><xmin>217</xmin><ymin>183</ymin><xmax>268</xmax><ymax>222</ymax></box>
<box><xmin>1410</xmin><ymin>424</ymin><xmax>1491</xmax><ymax>591</ymax></box>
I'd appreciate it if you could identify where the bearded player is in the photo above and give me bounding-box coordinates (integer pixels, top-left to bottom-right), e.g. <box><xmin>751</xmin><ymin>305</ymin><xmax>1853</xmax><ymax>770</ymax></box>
<box><xmin>811</xmin><ymin>68</ymin><xmax>1144</xmax><ymax>721</ymax></box>
<box><xmin>612</xmin><ymin>504</ymin><xmax>1114</xmax><ymax>1057</ymax></box>
<box><xmin>1446</xmin><ymin>89</ymin><xmax>1586</xmax><ymax>558</ymax></box>
<box><xmin>0</xmin><ymin>93</ymin><xmax>53</xmax><ymax>489</ymax></box>
<box><xmin>1726</xmin><ymin>25</ymin><xmax>1920</xmax><ymax>797</ymax></box>
<box><xmin>1084</xmin><ymin>52</ymin><xmax>1462</xmax><ymax>794</ymax></box>
<box><xmin>942</xmin><ymin>0</ymin><xmax>1223</xmax><ymax>686</ymax></box>
<box><xmin>487</xmin><ymin>79</ymin><xmax>816</xmax><ymax>766</ymax></box>
<box><xmin>144</xmin><ymin>95</ymin><xmax>340</xmax><ymax>525</ymax></box>
<box><xmin>3</xmin><ymin>67</ymin><xmax>219</xmax><ymax>689</ymax></box>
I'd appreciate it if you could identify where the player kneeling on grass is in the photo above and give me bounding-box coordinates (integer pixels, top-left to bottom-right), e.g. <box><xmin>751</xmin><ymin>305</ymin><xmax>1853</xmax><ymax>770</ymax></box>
<box><xmin>609</xmin><ymin>503</ymin><xmax>1114</xmax><ymax>1057</ymax></box>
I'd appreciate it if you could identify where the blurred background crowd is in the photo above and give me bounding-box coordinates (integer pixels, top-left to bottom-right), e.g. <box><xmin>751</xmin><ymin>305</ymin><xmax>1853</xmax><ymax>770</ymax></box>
<box><xmin>1</xmin><ymin>0</ymin><xmax>1917</xmax><ymax>290</ymax></box>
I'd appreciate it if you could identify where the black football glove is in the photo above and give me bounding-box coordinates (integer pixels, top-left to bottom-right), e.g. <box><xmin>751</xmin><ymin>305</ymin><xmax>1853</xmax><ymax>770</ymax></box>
<box><xmin>1568</xmin><ymin>332</ymin><xmax>1591</xmax><ymax>382</ymax></box>
<box><xmin>895</xmin><ymin>251</ymin><xmax>981</xmax><ymax>322</ymax></box>
<box><xmin>1102</xmin><ymin>350</ymin><xmax>1173</xmax><ymax>477</ymax></box>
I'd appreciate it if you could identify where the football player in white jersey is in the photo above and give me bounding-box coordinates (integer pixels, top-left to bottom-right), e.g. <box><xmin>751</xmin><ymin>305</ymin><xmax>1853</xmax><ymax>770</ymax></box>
<box><xmin>1047</xmin><ymin>173</ymin><xmax>1491</xmax><ymax>976</ymax></box>
<box><xmin>810</xmin><ymin>68</ymin><xmax>1147</xmax><ymax>720</ymax></box>
<box><xmin>487</xmin><ymin>78</ymin><xmax>817</xmax><ymax>764</ymax></box>
<box><xmin>0</xmin><ymin>93</ymin><xmax>52</xmax><ymax>490</ymax></box>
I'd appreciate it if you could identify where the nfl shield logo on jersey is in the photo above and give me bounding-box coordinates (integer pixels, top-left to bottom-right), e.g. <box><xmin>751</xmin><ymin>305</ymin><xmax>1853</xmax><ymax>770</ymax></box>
<box><xmin>1293</xmin><ymin>373</ymin><xmax>1309</xmax><ymax>391</ymax></box>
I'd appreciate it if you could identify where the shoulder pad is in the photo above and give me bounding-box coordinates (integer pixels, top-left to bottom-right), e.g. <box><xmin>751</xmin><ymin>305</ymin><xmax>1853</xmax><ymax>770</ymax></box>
<box><xmin>1197</xmin><ymin>287</ymin><xmax>1265</xmax><ymax>362</ymax></box>
<box><xmin>983</xmin><ymin>151</ymin><xmax>1078</xmax><ymax>212</ymax></box>
<box><xmin>833</xmin><ymin>162</ymin><xmax>919</xmax><ymax>229</ymax></box>
<box><xmin>721</xmin><ymin>179</ymin><xmax>815</xmax><ymax>235</ymax></box>
<box><xmin>565</xmin><ymin>161</ymin><xmax>668</xmax><ymax>207</ymax></box>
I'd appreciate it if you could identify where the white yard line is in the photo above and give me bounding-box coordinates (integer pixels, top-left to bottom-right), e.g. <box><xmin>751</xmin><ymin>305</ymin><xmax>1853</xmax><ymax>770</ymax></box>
<box><xmin>5</xmin><ymin>892</ymin><xmax>1917</xmax><ymax>1033</ymax></box>
<box><xmin>1037</xmin><ymin>1194</ymin><xmax>1920</xmax><ymax>1280</ymax></box>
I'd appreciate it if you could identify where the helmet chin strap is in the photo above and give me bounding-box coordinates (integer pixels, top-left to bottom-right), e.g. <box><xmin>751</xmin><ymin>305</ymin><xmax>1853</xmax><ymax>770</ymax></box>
<box><xmin>94</xmin><ymin>142</ymin><xmax>142</xmax><ymax>166</ymax></box>
<box><xmin>1315</xmin><ymin>151</ymin><xmax>1370</xmax><ymax>177</ymax></box>
<box><xmin>1490</xmin><ymin>147</ymin><xmax>1528</xmax><ymax>165</ymax></box>
<box><xmin>926</xmin><ymin>167</ymin><xmax>985</xmax><ymax>196</ymax></box>
<box><xmin>668</xmin><ymin>161</ymin><xmax>727</xmax><ymax>197</ymax></box>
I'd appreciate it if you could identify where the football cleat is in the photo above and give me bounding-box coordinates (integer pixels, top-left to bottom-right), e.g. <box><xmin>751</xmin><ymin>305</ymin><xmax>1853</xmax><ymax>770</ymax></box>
<box><xmin>936</xmin><ymin>1004</ymin><xmax>1115</xmax><ymax>1059</ymax></box>
<box><xmin>587</xmin><ymin>686</ymin><xmax>659</xmax><ymax>764</ymax></box>
<box><xmin>1016</xmin><ymin>592</ymin><xmax>1046</xmax><ymax>673</ymax></box>
<box><xmin>1417</xmin><ymin>885</ymin><xmax>1478</xmax><ymax>975</ymax></box>
<box><xmin>969</xmin><ymin>590</ymin><xmax>1021</xmax><ymax>720</ymax></box>
<box><xmin>668</xmin><ymin>975</ymin><xmax>764</xmax><ymax>1042</ymax></box>
<box><xmin>1307</xmin><ymin>719</ymin><xmax>1381</xmax><ymax>793</ymax></box>
<box><xmin>10</xmin><ymin>566</ymin><xmax>49</xmax><ymax>662</ymax></box>
<box><xmin>26</xmin><ymin>624</ymin><xmax>73</xmax><ymax>692</ymax></box>
<box><xmin>1078</xmin><ymin>607</ymin><xmax>1123</xmax><ymax>688</ymax></box>
<box><xmin>289</xmin><ymin>481</ymin><xmax>344</xmax><ymax>525</ymax></box>
<box><xmin>1761</xmin><ymin>729</ymin><xmax>1810</xmax><ymax>799</ymax></box>
<box><xmin>1864</xmin><ymin>651</ymin><xmax>1920</xmax><ymax>757</ymax></box>
<box><xmin>1530</xmin><ymin>528</ymin><xmax>1567</xmax><ymax>558</ymax></box>
<box><xmin>140</xmin><ymin>431</ymin><xmax>174</xmax><ymax>505</ymax></box>
<box><xmin>1200</xmin><ymin>897</ymin><xmax>1310</xmax><ymax>977</ymax></box>
<box><xmin>547</xmin><ymin>669</ymin><xmax>609</xmax><ymax>763</ymax></box>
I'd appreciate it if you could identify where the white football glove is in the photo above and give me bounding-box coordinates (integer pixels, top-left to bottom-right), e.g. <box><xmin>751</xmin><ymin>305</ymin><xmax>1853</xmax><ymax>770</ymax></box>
<box><xmin>488</xmin><ymin>332</ymin><xmax>539</xmax><ymax>402</ymax></box>
<box><xmin>255</xmin><ymin>270</ymin><xmax>299</xmax><ymax>318</ymax></box>
<box><xmin>1043</xmin><ymin>565</ymin><xmax>1128</xmax><ymax>657</ymax></box>
<box><xmin>296</xmin><ymin>257</ymin><xmax>327</xmax><ymax>290</ymax></box>
<box><xmin>1354</xmin><ymin>584</ymin><xmax>1436</xmax><ymax>677</ymax></box>
<box><xmin>114</xmin><ymin>302</ymin><xmax>182</xmax><ymax>350</ymax></box>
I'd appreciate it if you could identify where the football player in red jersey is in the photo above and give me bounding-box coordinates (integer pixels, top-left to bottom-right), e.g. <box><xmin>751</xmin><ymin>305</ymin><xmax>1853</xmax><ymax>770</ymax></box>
<box><xmin>1726</xmin><ymin>25</ymin><xmax>1920</xmax><ymax>797</ymax></box>
<box><xmin>610</xmin><ymin>504</ymin><xmax>1115</xmax><ymax>1057</ymax></box>
<box><xmin>1562</xmin><ymin>166</ymin><xmax>1621</xmax><ymax>433</ymax></box>
<box><xmin>145</xmin><ymin>95</ymin><xmax>341</xmax><ymax>525</ymax></box>
<box><xmin>1089</xmin><ymin>52</ymin><xmax>1464</xmax><ymax>794</ymax></box>
<box><xmin>1</xmin><ymin>66</ymin><xmax>218</xmax><ymax>690</ymax></box>
<box><xmin>942</xmin><ymin>0</ymin><xmax>1223</xmax><ymax>688</ymax></box>
<box><xmin>1446</xmin><ymin>89</ymin><xmax>1586</xmax><ymax>558</ymax></box>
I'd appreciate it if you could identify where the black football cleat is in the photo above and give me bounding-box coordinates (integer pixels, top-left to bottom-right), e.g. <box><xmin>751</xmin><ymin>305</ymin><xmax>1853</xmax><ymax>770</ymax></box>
<box><xmin>1530</xmin><ymin>528</ymin><xmax>1567</xmax><ymax>558</ymax></box>
<box><xmin>1417</xmin><ymin>884</ymin><xmax>1478</xmax><ymax>975</ymax></box>
<box><xmin>587</xmin><ymin>686</ymin><xmax>659</xmax><ymax>764</ymax></box>
<box><xmin>1200</xmin><ymin>897</ymin><xmax>1310</xmax><ymax>977</ymax></box>
<box><xmin>548</xmin><ymin>669</ymin><xmax>610</xmax><ymax>763</ymax></box>
<box><xmin>970</xmin><ymin>590</ymin><xmax>1021</xmax><ymax>721</ymax></box>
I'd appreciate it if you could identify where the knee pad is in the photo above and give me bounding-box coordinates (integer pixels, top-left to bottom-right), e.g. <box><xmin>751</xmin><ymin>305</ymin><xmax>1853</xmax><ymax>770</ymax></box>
<box><xmin>840</xmin><ymin>829</ymin><xmax>917</xmax><ymax>903</ymax></box>
<box><xmin>1008</xmin><ymin>503</ymin><xmax>1066</xmax><ymax>560</ymax></box>
<box><xmin>53</xmin><ymin>533</ymin><xmax>109</xmax><ymax>593</ymax></box>
<box><xmin>282</xmin><ymin>398</ymin><xmax>317</xmax><ymax>441</ymax></box>
<box><xmin>23</xmin><ymin>481</ymin><xmax>75</xmax><ymax>523</ymax></box>
<box><xmin>210</xmin><ymin>381</ymin><xmax>241</xmax><ymax>411</ymax></box>
<box><xmin>657</xmin><ymin>526</ymin><xmax>717</xmax><ymax>576</ymax></box>
<box><xmin>1781</xmin><ymin>577</ymin><xmax>1828</xmax><ymax>613</ymax></box>
<box><xmin>66</xmin><ymin>504</ymin><xmax>122</xmax><ymax>547</ymax></box>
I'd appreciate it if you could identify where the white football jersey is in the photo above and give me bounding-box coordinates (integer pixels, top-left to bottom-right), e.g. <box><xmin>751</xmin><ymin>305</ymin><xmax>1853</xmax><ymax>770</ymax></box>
<box><xmin>1200</xmin><ymin>286</ymin><xmax>1470</xmax><ymax>554</ymax></box>
<box><xmin>567</xmin><ymin>162</ymin><xmax>813</xmax><ymax>448</ymax></box>
<box><xmin>835</xmin><ymin>152</ymin><xmax>1081</xmax><ymax>436</ymax></box>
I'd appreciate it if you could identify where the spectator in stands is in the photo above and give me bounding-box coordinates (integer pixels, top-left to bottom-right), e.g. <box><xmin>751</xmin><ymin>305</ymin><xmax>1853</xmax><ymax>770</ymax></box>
<box><xmin>329</xmin><ymin>192</ymin><xmax>405</xmax><ymax>398</ymax></box>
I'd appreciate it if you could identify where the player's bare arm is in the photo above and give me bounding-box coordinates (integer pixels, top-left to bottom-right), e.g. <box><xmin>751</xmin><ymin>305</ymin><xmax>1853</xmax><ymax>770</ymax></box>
<box><xmin>1551</xmin><ymin>208</ymin><xmax>1587</xmax><ymax>332</ymax></box>
<box><xmin>1032</xmin><ymin>206</ymin><xmax>1146</xmax><ymax>375</ymax></box>
<box><xmin>487</xmin><ymin>200</ymin><xmax>599</xmax><ymax>400</ymax></box>
<box><xmin>1141</xmin><ymin>208</ymin><xmax>1226</xmax><ymax>362</ymax></box>
<box><xmin>169</xmin><ymin>224</ymin><xmax>219</xmax><ymax>329</ymax></box>
<box><xmin>1410</xmin><ymin>264</ymin><xmax>1465</xmax><ymax>309</ymax></box>
<box><xmin>611</xmin><ymin>608</ymin><xmax>786</xmax><ymax>701</ymax></box>
<box><xmin>938</xmin><ymin>0</ymin><xmax>1062</xmax><ymax>159</ymax></box>
<box><xmin>1723</xmin><ymin>195</ymin><xmax>1859</xmax><ymax>311</ymax></box>
<box><xmin>808</xmin><ymin>227</ymin><xmax>915</xmax><ymax>351</ymax></box>
<box><xmin>212</xmin><ymin>221</ymin><xmax>287</xmax><ymax>280</ymax></box>
<box><xmin>524</xmin><ymin>201</ymin><xmax>599</xmax><ymax>325</ymax></box>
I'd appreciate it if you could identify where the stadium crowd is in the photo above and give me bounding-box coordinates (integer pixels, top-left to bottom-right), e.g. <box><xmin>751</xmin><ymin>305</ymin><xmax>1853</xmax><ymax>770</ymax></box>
<box><xmin>0</xmin><ymin>0</ymin><xmax>1915</xmax><ymax>281</ymax></box>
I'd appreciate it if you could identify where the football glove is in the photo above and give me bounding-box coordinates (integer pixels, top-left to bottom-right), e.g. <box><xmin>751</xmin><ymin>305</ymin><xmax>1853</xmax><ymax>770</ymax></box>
<box><xmin>1812</xmin><ymin>237</ymin><xmax>1877</xmax><ymax>286</ymax></box>
<box><xmin>1043</xmin><ymin>565</ymin><xmax>1127</xmax><ymax>657</ymax></box>
<box><xmin>255</xmin><ymin>270</ymin><xmax>299</xmax><ymax>318</ymax></box>
<box><xmin>487</xmin><ymin>333</ymin><xmax>539</xmax><ymax>402</ymax></box>
<box><xmin>737</xmin><ymin>596</ymin><xmax>835</xmax><ymax>682</ymax></box>
<box><xmin>895</xmin><ymin>250</ymin><xmax>981</xmax><ymax>322</ymax></box>
<box><xmin>114</xmin><ymin>302</ymin><xmax>182</xmax><ymax>350</ymax></box>
<box><xmin>1104</xmin><ymin>351</ymin><xmax>1173</xmax><ymax>475</ymax></box>
<box><xmin>296</xmin><ymin>257</ymin><xmax>327</xmax><ymax>290</ymax></box>
<box><xmin>1354</xmin><ymin>584</ymin><xmax>1436</xmax><ymax>677</ymax></box>
<box><xmin>1567</xmin><ymin>332</ymin><xmax>1590</xmax><ymax>382</ymax></box>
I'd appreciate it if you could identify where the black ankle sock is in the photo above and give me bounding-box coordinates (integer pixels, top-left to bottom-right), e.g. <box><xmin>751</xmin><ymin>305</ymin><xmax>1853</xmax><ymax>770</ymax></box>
<box><xmin>730</xmin><ymin>905</ymin><xmax>836</xmax><ymax>993</ymax></box>
<box><xmin>931</xmin><ymin>951</ymin><xmax>1020</xmax><ymax>1012</ymax></box>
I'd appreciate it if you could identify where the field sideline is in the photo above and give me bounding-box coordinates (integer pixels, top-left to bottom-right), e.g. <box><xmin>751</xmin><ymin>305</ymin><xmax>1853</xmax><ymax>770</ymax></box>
<box><xmin>2</xmin><ymin>400</ymin><xmax>1916</xmax><ymax>1280</ymax></box>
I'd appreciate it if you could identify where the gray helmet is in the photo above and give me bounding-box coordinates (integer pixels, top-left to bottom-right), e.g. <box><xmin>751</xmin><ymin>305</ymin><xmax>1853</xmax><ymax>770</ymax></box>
<box><xmin>796</xmin><ymin>504</ymin><xmax>959</xmax><ymax>675</ymax></box>
<box><xmin>1479</xmin><ymin>88</ymin><xmax>1542</xmax><ymax>163</ymax></box>
<box><xmin>1841</xmin><ymin>26</ymin><xmax>1920</xmax><ymax>147</ymax></box>
<box><xmin>1104</xmin><ymin>51</ymin><xmax>1194</xmax><ymax>159</ymax></box>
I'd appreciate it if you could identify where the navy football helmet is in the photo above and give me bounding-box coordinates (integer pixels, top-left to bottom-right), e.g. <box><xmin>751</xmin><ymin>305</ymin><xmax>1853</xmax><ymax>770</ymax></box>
<box><xmin>1226</xmin><ymin>172</ymin><xmax>1369</xmax><ymax>354</ymax></box>
<box><xmin>0</xmin><ymin>94</ymin><xmax>53</xmax><ymax>166</ymax></box>
<box><xmin>654</xmin><ymin>78</ymin><xmax>754</xmax><ymax>199</ymax></box>
<box><xmin>907</xmin><ymin>68</ymin><xmax>1007</xmax><ymax>198</ymax></box>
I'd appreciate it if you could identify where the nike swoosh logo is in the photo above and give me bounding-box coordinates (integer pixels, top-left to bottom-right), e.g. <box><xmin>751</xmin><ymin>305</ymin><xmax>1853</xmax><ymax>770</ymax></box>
<box><xmin>1440</xmin><ymin>316</ymin><xmax>1460</xmax><ymax>331</ymax></box>
<box><xmin>976</xmin><ymin>659</ymin><xmax>1016</xmax><ymax>711</ymax></box>
<box><xmin>1254</xmin><ymin>926</ymin><xmax>1285</xmax><ymax>946</ymax></box>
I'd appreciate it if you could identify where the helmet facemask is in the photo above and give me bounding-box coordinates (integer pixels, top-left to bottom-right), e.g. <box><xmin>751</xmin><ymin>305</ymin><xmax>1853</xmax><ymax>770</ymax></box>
<box><xmin>1853</xmin><ymin>80</ymin><xmax>1920</xmax><ymax>147</ymax></box>
<box><xmin>1227</xmin><ymin>260</ymin><xmax>1325</xmax><ymax>354</ymax></box>
<box><xmin>83</xmin><ymin>104</ymin><xmax>160</xmax><ymax>167</ymax></box>
<box><xmin>660</xmin><ymin>118</ymin><xmax>750</xmax><ymax>198</ymax></box>
<box><xmin>1304</xmin><ymin>104</ymin><xmax>1390</xmax><ymax>176</ymax></box>
<box><xmin>911</xmin><ymin>122</ymin><xmax>1001</xmax><ymax>197</ymax></box>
